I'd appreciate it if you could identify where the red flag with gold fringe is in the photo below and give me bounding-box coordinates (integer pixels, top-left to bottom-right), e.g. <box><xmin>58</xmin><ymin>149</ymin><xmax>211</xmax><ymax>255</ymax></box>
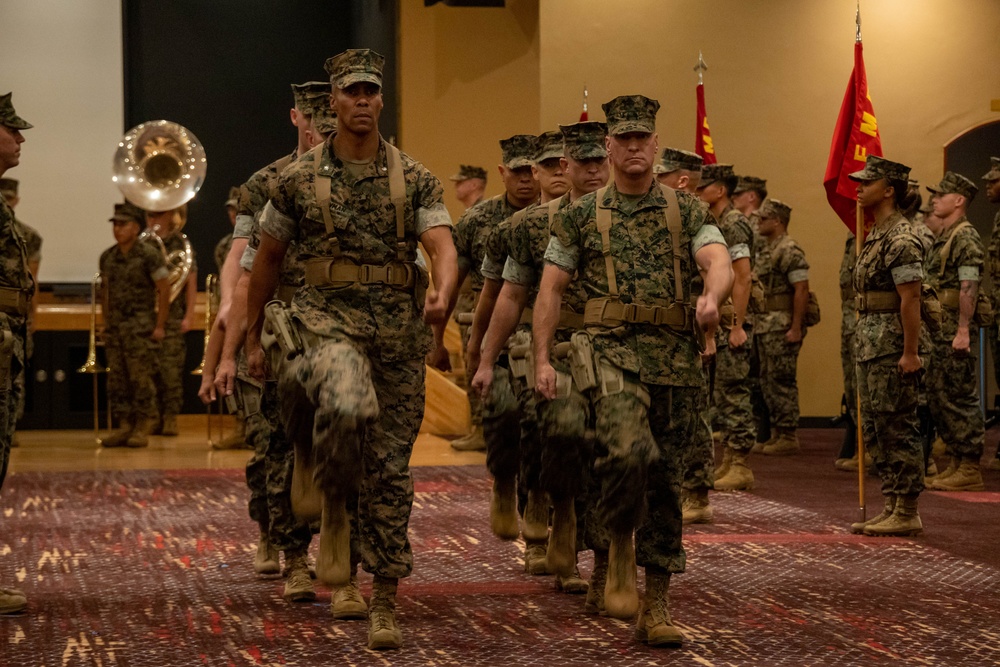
<box><xmin>695</xmin><ymin>83</ymin><xmax>717</xmax><ymax>165</ymax></box>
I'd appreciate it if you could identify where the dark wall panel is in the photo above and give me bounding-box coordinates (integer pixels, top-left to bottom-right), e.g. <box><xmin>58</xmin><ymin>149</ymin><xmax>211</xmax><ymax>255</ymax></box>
<box><xmin>122</xmin><ymin>0</ymin><xmax>396</xmax><ymax>281</ymax></box>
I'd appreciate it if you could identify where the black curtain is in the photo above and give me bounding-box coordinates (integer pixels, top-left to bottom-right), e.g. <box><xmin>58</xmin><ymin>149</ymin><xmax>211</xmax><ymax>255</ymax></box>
<box><xmin>122</xmin><ymin>0</ymin><xmax>398</xmax><ymax>281</ymax></box>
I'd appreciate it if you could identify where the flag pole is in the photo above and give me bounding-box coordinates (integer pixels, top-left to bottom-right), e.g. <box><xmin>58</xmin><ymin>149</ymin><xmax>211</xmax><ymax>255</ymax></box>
<box><xmin>694</xmin><ymin>51</ymin><xmax>707</xmax><ymax>84</ymax></box>
<box><xmin>854</xmin><ymin>0</ymin><xmax>866</xmax><ymax>524</ymax></box>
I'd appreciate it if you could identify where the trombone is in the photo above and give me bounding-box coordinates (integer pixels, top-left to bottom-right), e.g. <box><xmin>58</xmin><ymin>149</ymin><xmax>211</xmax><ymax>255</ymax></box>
<box><xmin>77</xmin><ymin>272</ymin><xmax>111</xmax><ymax>444</ymax></box>
<box><xmin>191</xmin><ymin>273</ymin><xmax>224</xmax><ymax>445</ymax></box>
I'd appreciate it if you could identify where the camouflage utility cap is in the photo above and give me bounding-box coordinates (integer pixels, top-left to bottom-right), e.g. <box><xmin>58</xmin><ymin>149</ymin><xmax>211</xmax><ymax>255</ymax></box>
<box><xmin>225</xmin><ymin>186</ymin><xmax>239</xmax><ymax>209</ymax></box>
<box><xmin>734</xmin><ymin>175</ymin><xmax>767</xmax><ymax>194</ymax></box>
<box><xmin>535</xmin><ymin>130</ymin><xmax>564</xmax><ymax>163</ymax></box>
<box><xmin>760</xmin><ymin>198</ymin><xmax>792</xmax><ymax>224</ymax></box>
<box><xmin>601</xmin><ymin>95</ymin><xmax>659</xmax><ymax>135</ymax></box>
<box><xmin>848</xmin><ymin>155</ymin><xmax>911</xmax><ymax>183</ymax></box>
<box><xmin>292</xmin><ymin>81</ymin><xmax>337</xmax><ymax>134</ymax></box>
<box><xmin>449</xmin><ymin>164</ymin><xmax>487</xmax><ymax>182</ymax></box>
<box><xmin>0</xmin><ymin>93</ymin><xmax>32</xmax><ymax>130</ymax></box>
<box><xmin>653</xmin><ymin>147</ymin><xmax>702</xmax><ymax>174</ymax></box>
<box><xmin>560</xmin><ymin>121</ymin><xmax>608</xmax><ymax>160</ymax></box>
<box><xmin>700</xmin><ymin>163</ymin><xmax>736</xmax><ymax>185</ymax></box>
<box><xmin>0</xmin><ymin>178</ymin><xmax>17</xmax><ymax>198</ymax></box>
<box><xmin>500</xmin><ymin>134</ymin><xmax>537</xmax><ymax>169</ymax></box>
<box><xmin>109</xmin><ymin>202</ymin><xmax>145</xmax><ymax>226</ymax></box>
<box><xmin>982</xmin><ymin>157</ymin><xmax>1000</xmax><ymax>182</ymax></box>
<box><xmin>325</xmin><ymin>49</ymin><xmax>384</xmax><ymax>89</ymax></box>
<box><xmin>926</xmin><ymin>171</ymin><xmax>978</xmax><ymax>201</ymax></box>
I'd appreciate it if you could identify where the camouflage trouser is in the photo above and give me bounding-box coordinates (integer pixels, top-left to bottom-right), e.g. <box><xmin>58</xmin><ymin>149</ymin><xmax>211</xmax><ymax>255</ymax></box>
<box><xmin>0</xmin><ymin>327</ymin><xmax>23</xmax><ymax>491</ymax></box>
<box><xmin>927</xmin><ymin>334</ymin><xmax>985</xmax><ymax>462</ymax></box>
<box><xmin>152</xmin><ymin>323</ymin><xmax>187</xmax><ymax>417</ymax></box>
<box><xmin>280</xmin><ymin>338</ymin><xmax>425</xmax><ymax>579</ymax></box>
<box><xmin>456</xmin><ymin>291</ymin><xmax>482</xmax><ymax>427</ymax></box>
<box><xmin>514</xmin><ymin>374</ymin><xmax>541</xmax><ymax>515</ymax></box>
<box><xmin>595</xmin><ymin>381</ymin><xmax>700</xmax><ymax>574</ymax></box>
<box><xmin>992</xmin><ymin>325</ymin><xmax>1000</xmax><ymax>409</ymax></box>
<box><xmin>242</xmin><ymin>377</ymin><xmax>313</xmax><ymax>555</ymax></box>
<box><xmin>841</xmin><ymin>304</ymin><xmax>857</xmax><ymax>425</ymax></box>
<box><xmin>856</xmin><ymin>356</ymin><xmax>925</xmax><ymax>496</ymax></box>
<box><xmin>106</xmin><ymin>324</ymin><xmax>158</xmax><ymax>422</ymax></box>
<box><xmin>757</xmin><ymin>331</ymin><xmax>802</xmax><ymax>433</ymax></box>
<box><xmin>713</xmin><ymin>333</ymin><xmax>756</xmax><ymax>453</ymax></box>
<box><xmin>680</xmin><ymin>376</ymin><xmax>714</xmax><ymax>493</ymax></box>
<box><xmin>483</xmin><ymin>362</ymin><xmax>521</xmax><ymax>484</ymax></box>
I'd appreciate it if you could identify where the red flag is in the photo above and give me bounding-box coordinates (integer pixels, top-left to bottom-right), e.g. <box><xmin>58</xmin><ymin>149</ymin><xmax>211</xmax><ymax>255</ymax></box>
<box><xmin>823</xmin><ymin>41</ymin><xmax>883</xmax><ymax>233</ymax></box>
<box><xmin>695</xmin><ymin>83</ymin><xmax>717</xmax><ymax>164</ymax></box>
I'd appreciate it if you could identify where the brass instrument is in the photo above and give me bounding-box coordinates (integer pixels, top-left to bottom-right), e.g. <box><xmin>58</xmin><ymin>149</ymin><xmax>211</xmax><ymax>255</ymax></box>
<box><xmin>113</xmin><ymin>120</ymin><xmax>205</xmax><ymax>303</ymax></box>
<box><xmin>192</xmin><ymin>274</ymin><xmax>224</xmax><ymax>445</ymax></box>
<box><xmin>77</xmin><ymin>272</ymin><xmax>111</xmax><ymax>443</ymax></box>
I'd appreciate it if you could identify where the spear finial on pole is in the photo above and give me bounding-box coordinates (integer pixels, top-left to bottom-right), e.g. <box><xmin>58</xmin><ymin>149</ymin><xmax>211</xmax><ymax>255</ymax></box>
<box><xmin>856</xmin><ymin>0</ymin><xmax>862</xmax><ymax>43</ymax></box>
<box><xmin>694</xmin><ymin>51</ymin><xmax>708</xmax><ymax>85</ymax></box>
<box><xmin>582</xmin><ymin>84</ymin><xmax>588</xmax><ymax>114</ymax></box>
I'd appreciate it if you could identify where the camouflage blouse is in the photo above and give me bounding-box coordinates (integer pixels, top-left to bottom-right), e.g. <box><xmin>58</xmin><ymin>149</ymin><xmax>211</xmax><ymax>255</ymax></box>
<box><xmin>926</xmin><ymin>215</ymin><xmax>984</xmax><ymax>339</ymax></box>
<box><xmin>755</xmin><ymin>233</ymin><xmax>809</xmax><ymax>334</ymax></box>
<box><xmin>840</xmin><ymin>234</ymin><xmax>857</xmax><ymax>336</ymax></box>
<box><xmin>453</xmin><ymin>193</ymin><xmax>522</xmax><ymax>292</ymax></box>
<box><xmin>544</xmin><ymin>181</ymin><xmax>723</xmax><ymax>387</ymax></box>
<box><xmin>852</xmin><ymin>211</ymin><xmax>924</xmax><ymax>363</ymax></box>
<box><xmin>0</xmin><ymin>200</ymin><xmax>31</xmax><ymax>346</ymax></box>
<box><xmin>987</xmin><ymin>210</ymin><xmax>1000</xmax><ymax>307</ymax></box>
<box><xmin>99</xmin><ymin>241</ymin><xmax>168</xmax><ymax>332</ymax></box>
<box><xmin>261</xmin><ymin>138</ymin><xmax>451</xmax><ymax>362</ymax></box>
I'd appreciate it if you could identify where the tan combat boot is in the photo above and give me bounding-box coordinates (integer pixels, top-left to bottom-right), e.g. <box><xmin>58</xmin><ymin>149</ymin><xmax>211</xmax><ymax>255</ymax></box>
<box><xmin>714</xmin><ymin>446</ymin><xmax>733</xmax><ymax>480</ymax></box>
<box><xmin>331</xmin><ymin>566</ymin><xmax>368</xmax><ymax>620</ymax></box>
<box><xmin>864</xmin><ymin>494</ymin><xmax>922</xmax><ymax>537</ymax></box>
<box><xmin>490</xmin><ymin>475</ymin><xmax>519</xmax><ymax>540</ymax></box>
<box><xmin>927</xmin><ymin>457</ymin><xmax>955</xmax><ymax>485</ymax></box>
<box><xmin>634</xmin><ymin>572</ymin><xmax>684</xmax><ymax>647</ymax></box>
<box><xmin>604</xmin><ymin>532</ymin><xmax>639</xmax><ymax>619</ymax></box>
<box><xmin>160</xmin><ymin>414</ymin><xmax>179</xmax><ymax>436</ymax></box>
<box><xmin>762</xmin><ymin>431</ymin><xmax>800</xmax><ymax>456</ymax></box>
<box><xmin>126</xmin><ymin>416</ymin><xmax>155</xmax><ymax>448</ymax></box>
<box><xmin>253</xmin><ymin>529</ymin><xmax>280</xmax><ymax>576</ymax></box>
<box><xmin>100</xmin><ymin>417</ymin><xmax>134</xmax><ymax>448</ymax></box>
<box><xmin>283</xmin><ymin>550</ymin><xmax>317</xmax><ymax>602</ymax></box>
<box><xmin>368</xmin><ymin>575</ymin><xmax>403</xmax><ymax>650</ymax></box>
<box><xmin>750</xmin><ymin>434</ymin><xmax>776</xmax><ymax>454</ymax></box>
<box><xmin>555</xmin><ymin>567</ymin><xmax>589</xmax><ymax>594</ymax></box>
<box><xmin>0</xmin><ymin>587</ymin><xmax>27</xmax><ymax>615</ymax></box>
<box><xmin>925</xmin><ymin>459</ymin><xmax>938</xmax><ymax>477</ymax></box>
<box><xmin>545</xmin><ymin>496</ymin><xmax>576</xmax><ymax>578</ymax></box>
<box><xmin>523</xmin><ymin>539</ymin><xmax>548</xmax><ymax>575</ymax></box>
<box><xmin>714</xmin><ymin>450</ymin><xmax>754</xmax><ymax>491</ymax></box>
<box><xmin>584</xmin><ymin>549</ymin><xmax>608</xmax><ymax>615</ymax></box>
<box><xmin>681</xmin><ymin>489</ymin><xmax>713</xmax><ymax>525</ymax></box>
<box><xmin>988</xmin><ymin>457</ymin><xmax>1000</xmax><ymax>471</ymax></box>
<box><xmin>212</xmin><ymin>420</ymin><xmax>248</xmax><ymax>450</ymax></box>
<box><xmin>850</xmin><ymin>495</ymin><xmax>895</xmax><ymax>534</ymax></box>
<box><xmin>450</xmin><ymin>425</ymin><xmax>486</xmax><ymax>452</ymax></box>
<box><xmin>521</xmin><ymin>488</ymin><xmax>550</xmax><ymax>543</ymax></box>
<box><xmin>929</xmin><ymin>459</ymin><xmax>985</xmax><ymax>492</ymax></box>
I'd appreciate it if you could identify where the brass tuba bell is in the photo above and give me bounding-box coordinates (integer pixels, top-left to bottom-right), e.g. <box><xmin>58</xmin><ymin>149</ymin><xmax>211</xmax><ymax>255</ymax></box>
<box><xmin>112</xmin><ymin>120</ymin><xmax>206</xmax><ymax>303</ymax></box>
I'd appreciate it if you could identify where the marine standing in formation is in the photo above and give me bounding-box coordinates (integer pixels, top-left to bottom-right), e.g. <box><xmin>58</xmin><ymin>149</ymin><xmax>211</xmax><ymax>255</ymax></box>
<box><xmin>245</xmin><ymin>49</ymin><xmax>458</xmax><ymax>651</ymax></box>
<box><xmin>0</xmin><ymin>94</ymin><xmax>34</xmax><ymax>615</ymax></box>
<box><xmin>533</xmin><ymin>94</ymin><xmax>732</xmax><ymax>647</ymax></box>
<box><xmin>983</xmin><ymin>157</ymin><xmax>1000</xmax><ymax>470</ymax></box>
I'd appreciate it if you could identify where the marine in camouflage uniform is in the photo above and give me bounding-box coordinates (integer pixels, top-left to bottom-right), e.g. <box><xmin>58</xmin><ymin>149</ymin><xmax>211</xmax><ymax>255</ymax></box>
<box><xmin>146</xmin><ymin>209</ymin><xmax>197</xmax><ymax>436</ymax></box>
<box><xmin>923</xmin><ymin>172</ymin><xmax>987</xmax><ymax>492</ymax></box>
<box><xmin>0</xmin><ymin>178</ymin><xmax>42</xmax><ymax>429</ymax></box>
<box><xmin>835</xmin><ymin>234</ymin><xmax>859</xmax><ymax>470</ymax></box>
<box><xmin>214</xmin><ymin>186</ymin><xmax>240</xmax><ymax>274</ymax></box>
<box><xmin>848</xmin><ymin>156</ymin><xmax>927</xmax><ymax>536</ymax></box>
<box><xmin>0</xmin><ymin>93</ymin><xmax>35</xmax><ymax>615</ymax></box>
<box><xmin>247</xmin><ymin>50</ymin><xmax>457</xmax><ymax>651</ymax></box>
<box><xmin>99</xmin><ymin>203</ymin><xmax>170</xmax><ymax>449</ymax></box>
<box><xmin>698</xmin><ymin>164</ymin><xmax>758</xmax><ymax>497</ymax></box>
<box><xmin>753</xmin><ymin>199</ymin><xmax>810</xmax><ymax>455</ymax></box>
<box><xmin>982</xmin><ymin>158</ymin><xmax>1000</xmax><ymax>470</ymax></box>
<box><xmin>534</xmin><ymin>95</ymin><xmax>731</xmax><ymax>646</ymax></box>
<box><xmin>451</xmin><ymin>134</ymin><xmax>538</xmax><ymax>525</ymax></box>
<box><xmin>491</xmin><ymin>121</ymin><xmax>609</xmax><ymax>600</ymax></box>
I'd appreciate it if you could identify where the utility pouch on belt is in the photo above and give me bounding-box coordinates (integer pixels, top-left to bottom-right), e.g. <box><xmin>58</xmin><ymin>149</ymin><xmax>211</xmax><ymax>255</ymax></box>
<box><xmin>263</xmin><ymin>300</ymin><xmax>303</xmax><ymax>358</ymax></box>
<box><xmin>937</xmin><ymin>288</ymin><xmax>995</xmax><ymax>327</ymax></box>
<box><xmin>568</xmin><ymin>331</ymin><xmax>598</xmax><ymax>392</ymax></box>
<box><xmin>550</xmin><ymin>342</ymin><xmax>575</xmax><ymax>400</ymax></box>
<box><xmin>921</xmin><ymin>284</ymin><xmax>941</xmax><ymax>332</ymax></box>
<box><xmin>0</xmin><ymin>329</ymin><xmax>13</xmax><ymax>391</ymax></box>
<box><xmin>597</xmin><ymin>358</ymin><xmax>650</xmax><ymax>408</ymax></box>
<box><xmin>508</xmin><ymin>342</ymin><xmax>531</xmax><ymax>382</ymax></box>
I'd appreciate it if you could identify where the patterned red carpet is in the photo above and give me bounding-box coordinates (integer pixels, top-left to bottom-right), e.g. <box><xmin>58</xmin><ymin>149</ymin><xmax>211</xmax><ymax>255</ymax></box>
<box><xmin>2</xmin><ymin>446</ymin><xmax>1000</xmax><ymax>666</ymax></box>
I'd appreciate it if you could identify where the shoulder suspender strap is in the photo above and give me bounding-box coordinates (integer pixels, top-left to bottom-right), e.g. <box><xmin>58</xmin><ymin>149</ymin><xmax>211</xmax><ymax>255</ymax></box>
<box><xmin>594</xmin><ymin>186</ymin><xmax>618</xmax><ymax>298</ymax></box>
<box><xmin>311</xmin><ymin>142</ymin><xmax>341</xmax><ymax>259</ymax></box>
<box><xmin>275</xmin><ymin>154</ymin><xmax>294</xmax><ymax>173</ymax></box>
<box><xmin>548</xmin><ymin>195</ymin><xmax>562</xmax><ymax>229</ymax></box>
<box><xmin>659</xmin><ymin>184</ymin><xmax>685</xmax><ymax>303</ymax></box>
<box><xmin>384</xmin><ymin>140</ymin><xmax>408</xmax><ymax>261</ymax></box>
<box><xmin>939</xmin><ymin>220</ymin><xmax>973</xmax><ymax>278</ymax></box>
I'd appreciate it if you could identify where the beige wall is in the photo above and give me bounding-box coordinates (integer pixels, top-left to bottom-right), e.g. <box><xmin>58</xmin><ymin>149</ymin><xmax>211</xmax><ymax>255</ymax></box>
<box><xmin>400</xmin><ymin>0</ymin><xmax>1000</xmax><ymax>417</ymax></box>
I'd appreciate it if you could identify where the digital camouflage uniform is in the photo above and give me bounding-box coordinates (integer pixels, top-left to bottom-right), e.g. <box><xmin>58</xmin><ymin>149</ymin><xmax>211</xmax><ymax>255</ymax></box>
<box><xmin>984</xmin><ymin>158</ymin><xmax>1000</xmax><ymax>413</ymax></box>
<box><xmin>234</xmin><ymin>149</ymin><xmax>312</xmax><ymax>555</ymax></box>
<box><xmin>10</xmin><ymin>217</ymin><xmax>40</xmax><ymax>422</ymax></box>
<box><xmin>151</xmin><ymin>231</ymin><xmax>196</xmax><ymax>421</ymax></box>
<box><xmin>545</xmin><ymin>173</ymin><xmax>724</xmax><ymax>575</ymax></box>
<box><xmin>840</xmin><ymin>235</ymin><xmax>858</xmax><ymax>430</ymax></box>
<box><xmin>853</xmin><ymin>210</ymin><xmax>926</xmax><ymax>497</ymax></box>
<box><xmin>214</xmin><ymin>232</ymin><xmax>233</xmax><ymax>274</ymax></box>
<box><xmin>0</xmin><ymin>200</ymin><xmax>31</xmax><ymax>488</ymax></box>
<box><xmin>925</xmin><ymin>213</ymin><xmax>985</xmax><ymax>464</ymax></box>
<box><xmin>99</xmin><ymin>239</ymin><xmax>168</xmax><ymax>425</ymax></box>
<box><xmin>755</xmin><ymin>225</ymin><xmax>809</xmax><ymax>438</ymax></box>
<box><xmin>261</xmin><ymin>136</ymin><xmax>452</xmax><ymax>579</ymax></box>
